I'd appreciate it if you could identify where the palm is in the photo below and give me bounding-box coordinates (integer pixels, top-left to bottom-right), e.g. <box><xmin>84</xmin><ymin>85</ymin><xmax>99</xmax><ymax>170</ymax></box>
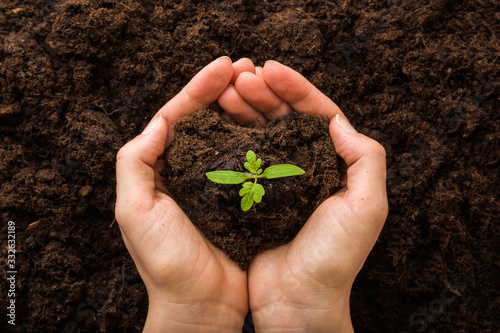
<box><xmin>219</xmin><ymin>59</ymin><xmax>387</xmax><ymax>330</ymax></box>
<box><xmin>143</xmin><ymin>192</ymin><xmax>248</xmax><ymax>309</ymax></box>
<box><xmin>247</xmin><ymin>195</ymin><xmax>368</xmax><ymax>320</ymax></box>
<box><xmin>116</xmin><ymin>57</ymin><xmax>250</xmax><ymax>329</ymax></box>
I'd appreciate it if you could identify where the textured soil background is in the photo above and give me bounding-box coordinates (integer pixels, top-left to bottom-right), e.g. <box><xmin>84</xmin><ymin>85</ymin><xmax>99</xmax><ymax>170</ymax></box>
<box><xmin>0</xmin><ymin>0</ymin><xmax>498</xmax><ymax>332</ymax></box>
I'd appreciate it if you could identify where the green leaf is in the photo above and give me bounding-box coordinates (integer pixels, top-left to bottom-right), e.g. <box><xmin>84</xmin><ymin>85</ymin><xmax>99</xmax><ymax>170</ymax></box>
<box><xmin>243</xmin><ymin>151</ymin><xmax>263</xmax><ymax>175</ymax></box>
<box><xmin>253</xmin><ymin>183</ymin><xmax>265</xmax><ymax>203</ymax></box>
<box><xmin>244</xmin><ymin>162</ymin><xmax>254</xmax><ymax>173</ymax></box>
<box><xmin>206</xmin><ymin>171</ymin><xmax>250</xmax><ymax>184</ymax></box>
<box><xmin>255</xmin><ymin>158</ymin><xmax>262</xmax><ymax>170</ymax></box>
<box><xmin>239</xmin><ymin>182</ymin><xmax>254</xmax><ymax>196</ymax></box>
<box><xmin>241</xmin><ymin>191</ymin><xmax>255</xmax><ymax>211</ymax></box>
<box><xmin>246</xmin><ymin>150</ymin><xmax>256</xmax><ymax>164</ymax></box>
<box><xmin>242</xmin><ymin>181</ymin><xmax>254</xmax><ymax>189</ymax></box>
<box><xmin>208</xmin><ymin>150</ymin><xmax>305</xmax><ymax>212</ymax></box>
<box><xmin>260</xmin><ymin>164</ymin><xmax>305</xmax><ymax>179</ymax></box>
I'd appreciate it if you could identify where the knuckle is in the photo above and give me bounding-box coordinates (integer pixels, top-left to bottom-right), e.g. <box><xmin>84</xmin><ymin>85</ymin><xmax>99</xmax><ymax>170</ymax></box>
<box><xmin>116</xmin><ymin>142</ymin><xmax>134</xmax><ymax>162</ymax></box>
<box><xmin>372</xmin><ymin>141</ymin><xmax>387</xmax><ymax>158</ymax></box>
<box><xmin>116</xmin><ymin>145</ymin><xmax>128</xmax><ymax>161</ymax></box>
<box><xmin>115</xmin><ymin>198</ymin><xmax>141</xmax><ymax>229</ymax></box>
<box><xmin>373</xmin><ymin>185</ymin><xmax>389</xmax><ymax>220</ymax></box>
<box><xmin>114</xmin><ymin>202</ymin><xmax>128</xmax><ymax>227</ymax></box>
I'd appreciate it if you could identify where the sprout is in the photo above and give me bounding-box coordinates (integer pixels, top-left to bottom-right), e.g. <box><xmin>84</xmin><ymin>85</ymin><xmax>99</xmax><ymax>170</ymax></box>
<box><xmin>206</xmin><ymin>150</ymin><xmax>305</xmax><ymax>211</ymax></box>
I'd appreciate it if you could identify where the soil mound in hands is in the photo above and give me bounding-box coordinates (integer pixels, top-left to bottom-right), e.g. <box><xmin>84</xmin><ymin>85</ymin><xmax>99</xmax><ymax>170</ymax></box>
<box><xmin>163</xmin><ymin>109</ymin><xmax>341</xmax><ymax>269</ymax></box>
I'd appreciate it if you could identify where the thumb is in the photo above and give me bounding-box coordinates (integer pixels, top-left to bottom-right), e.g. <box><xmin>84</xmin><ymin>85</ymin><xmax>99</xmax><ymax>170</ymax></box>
<box><xmin>330</xmin><ymin>115</ymin><xmax>388</xmax><ymax>227</ymax></box>
<box><xmin>115</xmin><ymin>114</ymin><xmax>168</xmax><ymax>229</ymax></box>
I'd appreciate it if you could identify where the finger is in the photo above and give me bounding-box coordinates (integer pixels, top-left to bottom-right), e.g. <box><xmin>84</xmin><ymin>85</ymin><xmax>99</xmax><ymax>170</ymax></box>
<box><xmin>154</xmin><ymin>56</ymin><xmax>234</xmax><ymax>141</ymax></box>
<box><xmin>262</xmin><ymin>60</ymin><xmax>344</xmax><ymax>119</ymax></box>
<box><xmin>235</xmin><ymin>72</ymin><xmax>292</xmax><ymax>120</ymax></box>
<box><xmin>330</xmin><ymin>115</ymin><xmax>388</xmax><ymax>227</ymax></box>
<box><xmin>218</xmin><ymin>85</ymin><xmax>267</xmax><ymax>126</ymax></box>
<box><xmin>255</xmin><ymin>66</ymin><xmax>263</xmax><ymax>77</ymax></box>
<box><xmin>153</xmin><ymin>158</ymin><xmax>170</xmax><ymax>194</ymax></box>
<box><xmin>116</xmin><ymin>114</ymin><xmax>168</xmax><ymax>228</ymax></box>
<box><xmin>230</xmin><ymin>58</ymin><xmax>255</xmax><ymax>85</ymax></box>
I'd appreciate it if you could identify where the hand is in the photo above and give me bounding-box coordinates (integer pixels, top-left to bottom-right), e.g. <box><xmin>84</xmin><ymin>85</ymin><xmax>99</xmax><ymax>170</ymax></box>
<box><xmin>220</xmin><ymin>60</ymin><xmax>388</xmax><ymax>332</ymax></box>
<box><xmin>115</xmin><ymin>57</ymin><xmax>248</xmax><ymax>332</ymax></box>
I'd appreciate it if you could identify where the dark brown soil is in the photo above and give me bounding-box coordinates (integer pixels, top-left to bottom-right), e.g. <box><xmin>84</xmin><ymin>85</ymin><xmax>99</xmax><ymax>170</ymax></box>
<box><xmin>163</xmin><ymin>109</ymin><xmax>340</xmax><ymax>269</ymax></box>
<box><xmin>0</xmin><ymin>0</ymin><xmax>498</xmax><ymax>332</ymax></box>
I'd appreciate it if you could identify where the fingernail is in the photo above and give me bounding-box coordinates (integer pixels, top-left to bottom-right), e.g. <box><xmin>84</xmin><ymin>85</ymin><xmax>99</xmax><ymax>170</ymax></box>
<box><xmin>336</xmin><ymin>114</ymin><xmax>357</xmax><ymax>133</ymax></box>
<box><xmin>264</xmin><ymin>60</ymin><xmax>279</xmax><ymax>65</ymax></box>
<box><xmin>218</xmin><ymin>56</ymin><xmax>232</xmax><ymax>63</ymax></box>
<box><xmin>240</xmin><ymin>71</ymin><xmax>254</xmax><ymax>76</ymax></box>
<box><xmin>255</xmin><ymin>66</ymin><xmax>263</xmax><ymax>70</ymax></box>
<box><xmin>236</xmin><ymin>57</ymin><xmax>253</xmax><ymax>63</ymax></box>
<box><xmin>142</xmin><ymin>114</ymin><xmax>162</xmax><ymax>135</ymax></box>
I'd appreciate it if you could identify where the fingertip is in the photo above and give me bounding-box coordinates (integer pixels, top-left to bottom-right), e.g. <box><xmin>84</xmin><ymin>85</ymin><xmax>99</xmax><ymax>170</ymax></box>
<box><xmin>329</xmin><ymin>115</ymin><xmax>387</xmax><ymax>223</ymax></box>
<box><xmin>329</xmin><ymin>114</ymin><xmax>356</xmax><ymax>138</ymax></box>
<box><xmin>264</xmin><ymin>59</ymin><xmax>281</xmax><ymax>67</ymax></box>
<box><xmin>239</xmin><ymin>71</ymin><xmax>255</xmax><ymax>77</ymax></box>
<box><xmin>218</xmin><ymin>55</ymin><xmax>233</xmax><ymax>63</ymax></box>
<box><xmin>335</xmin><ymin>114</ymin><xmax>357</xmax><ymax>133</ymax></box>
<box><xmin>262</xmin><ymin>60</ymin><xmax>282</xmax><ymax>81</ymax></box>
<box><xmin>231</xmin><ymin>58</ymin><xmax>255</xmax><ymax>85</ymax></box>
<box><xmin>130</xmin><ymin>114</ymin><xmax>169</xmax><ymax>165</ymax></box>
<box><xmin>218</xmin><ymin>85</ymin><xmax>267</xmax><ymax>125</ymax></box>
<box><xmin>212</xmin><ymin>56</ymin><xmax>235</xmax><ymax>80</ymax></box>
<box><xmin>206</xmin><ymin>56</ymin><xmax>234</xmax><ymax>78</ymax></box>
<box><xmin>262</xmin><ymin>60</ymin><xmax>287</xmax><ymax>80</ymax></box>
<box><xmin>330</xmin><ymin>115</ymin><xmax>386</xmax><ymax>163</ymax></box>
<box><xmin>329</xmin><ymin>115</ymin><xmax>362</xmax><ymax>167</ymax></box>
<box><xmin>236</xmin><ymin>71</ymin><xmax>256</xmax><ymax>87</ymax></box>
<box><xmin>234</xmin><ymin>71</ymin><xmax>292</xmax><ymax>119</ymax></box>
<box><xmin>116</xmin><ymin>117</ymin><xmax>169</xmax><ymax>223</ymax></box>
<box><xmin>262</xmin><ymin>61</ymin><xmax>343</xmax><ymax>119</ymax></box>
<box><xmin>255</xmin><ymin>66</ymin><xmax>263</xmax><ymax>77</ymax></box>
<box><xmin>142</xmin><ymin>113</ymin><xmax>163</xmax><ymax>135</ymax></box>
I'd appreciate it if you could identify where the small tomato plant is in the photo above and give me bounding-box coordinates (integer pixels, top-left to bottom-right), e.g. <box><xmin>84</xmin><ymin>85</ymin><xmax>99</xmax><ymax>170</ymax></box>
<box><xmin>206</xmin><ymin>150</ymin><xmax>305</xmax><ymax>211</ymax></box>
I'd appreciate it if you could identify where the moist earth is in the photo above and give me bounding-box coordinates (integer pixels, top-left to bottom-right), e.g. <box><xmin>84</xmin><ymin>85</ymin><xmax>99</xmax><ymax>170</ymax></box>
<box><xmin>0</xmin><ymin>0</ymin><xmax>498</xmax><ymax>332</ymax></box>
<box><xmin>163</xmin><ymin>109</ymin><xmax>341</xmax><ymax>269</ymax></box>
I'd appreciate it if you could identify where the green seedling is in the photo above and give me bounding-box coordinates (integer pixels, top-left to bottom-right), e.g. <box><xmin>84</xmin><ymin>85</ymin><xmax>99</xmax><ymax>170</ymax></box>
<box><xmin>206</xmin><ymin>150</ymin><xmax>305</xmax><ymax>211</ymax></box>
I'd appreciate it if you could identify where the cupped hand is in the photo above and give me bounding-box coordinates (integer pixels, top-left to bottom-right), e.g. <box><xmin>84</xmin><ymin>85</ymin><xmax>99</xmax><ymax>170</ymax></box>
<box><xmin>115</xmin><ymin>57</ymin><xmax>248</xmax><ymax>332</ymax></box>
<box><xmin>221</xmin><ymin>60</ymin><xmax>388</xmax><ymax>332</ymax></box>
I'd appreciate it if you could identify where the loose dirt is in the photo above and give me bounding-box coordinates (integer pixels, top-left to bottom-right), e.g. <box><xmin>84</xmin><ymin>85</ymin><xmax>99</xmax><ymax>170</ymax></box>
<box><xmin>0</xmin><ymin>0</ymin><xmax>498</xmax><ymax>332</ymax></box>
<box><xmin>163</xmin><ymin>109</ymin><xmax>341</xmax><ymax>269</ymax></box>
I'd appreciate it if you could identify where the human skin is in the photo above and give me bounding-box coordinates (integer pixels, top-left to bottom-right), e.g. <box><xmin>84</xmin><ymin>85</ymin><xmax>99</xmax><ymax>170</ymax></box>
<box><xmin>221</xmin><ymin>60</ymin><xmax>388</xmax><ymax>332</ymax></box>
<box><xmin>115</xmin><ymin>57</ymin><xmax>248</xmax><ymax>332</ymax></box>
<box><xmin>115</xmin><ymin>57</ymin><xmax>388</xmax><ymax>332</ymax></box>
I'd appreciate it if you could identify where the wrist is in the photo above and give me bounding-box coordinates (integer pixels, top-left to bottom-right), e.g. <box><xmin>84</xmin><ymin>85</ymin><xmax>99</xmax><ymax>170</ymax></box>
<box><xmin>251</xmin><ymin>293</ymin><xmax>353</xmax><ymax>333</ymax></box>
<box><xmin>144</xmin><ymin>295</ymin><xmax>245</xmax><ymax>332</ymax></box>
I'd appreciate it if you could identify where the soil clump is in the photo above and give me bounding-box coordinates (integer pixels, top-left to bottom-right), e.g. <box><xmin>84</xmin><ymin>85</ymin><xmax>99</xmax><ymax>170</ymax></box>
<box><xmin>163</xmin><ymin>109</ymin><xmax>341</xmax><ymax>269</ymax></box>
